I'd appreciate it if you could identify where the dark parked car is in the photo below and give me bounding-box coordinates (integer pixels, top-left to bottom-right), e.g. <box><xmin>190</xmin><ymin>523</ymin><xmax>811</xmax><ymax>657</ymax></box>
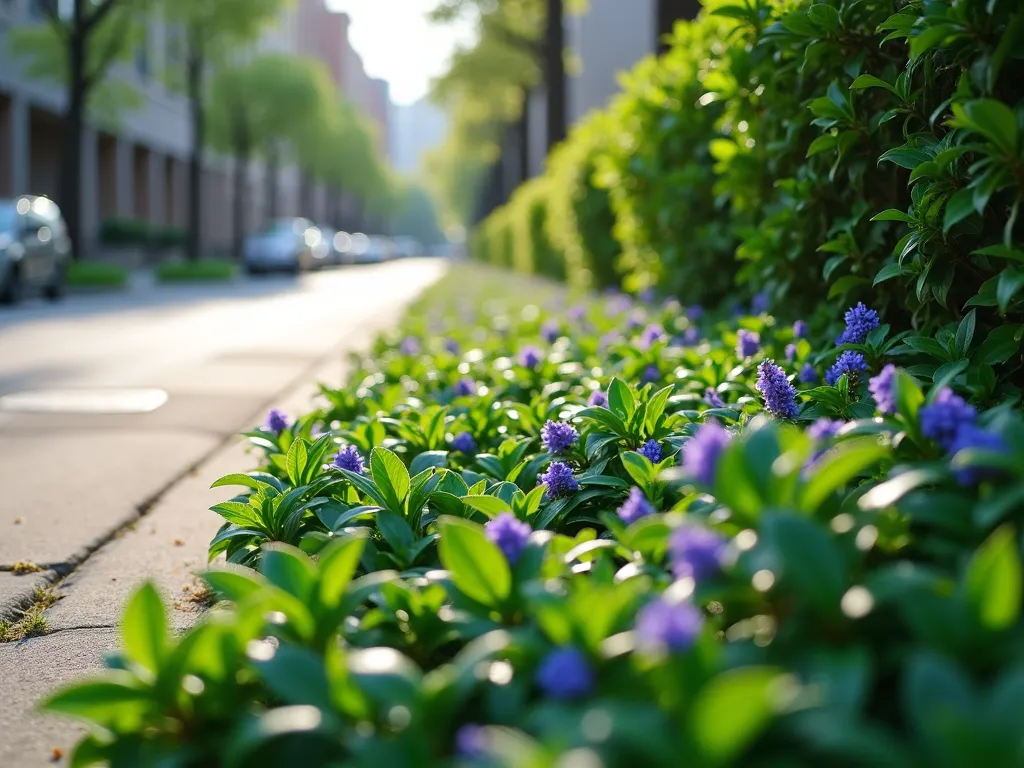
<box><xmin>0</xmin><ymin>195</ymin><xmax>72</xmax><ymax>304</ymax></box>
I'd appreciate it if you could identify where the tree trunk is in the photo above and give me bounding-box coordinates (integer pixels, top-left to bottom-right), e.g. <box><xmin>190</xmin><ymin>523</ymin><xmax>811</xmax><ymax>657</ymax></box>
<box><xmin>265</xmin><ymin>144</ymin><xmax>279</xmax><ymax>224</ymax></box>
<box><xmin>544</xmin><ymin>0</ymin><xmax>566</xmax><ymax>152</ymax></box>
<box><xmin>186</xmin><ymin>33</ymin><xmax>204</xmax><ymax>262</ymax></box>
<box><xmin>231</xmin><ymin>124</ymin><xmax>249</xmax><ymax>262</ymax></box>
<box><xmin>518</xmin><ymin>93</ymin><xmax>530</xmax><ymax>184</ymax></box>
<box><xmin>59</xmin><ymin>22</ymin><xmax>88</xmax><ymax>261</ymax></box>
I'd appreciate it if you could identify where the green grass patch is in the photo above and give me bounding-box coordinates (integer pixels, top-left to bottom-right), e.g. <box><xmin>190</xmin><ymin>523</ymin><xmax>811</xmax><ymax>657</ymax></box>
<box><xmin>66</xmin><ymin>261</ymin><xmax>129</xmax><ymax>288</ymax></box>
<box><xmin>156</xmin><ymin>259</ymin><xmax>236</xmax><ymax>282</ymax></box>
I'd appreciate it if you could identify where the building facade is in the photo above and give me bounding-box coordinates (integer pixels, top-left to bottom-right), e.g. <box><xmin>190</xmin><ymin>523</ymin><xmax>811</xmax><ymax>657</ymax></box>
<box><xmin>0</xmin><ymin>0</ymin><xmax>390</xmax><ymax>258</ymax></box>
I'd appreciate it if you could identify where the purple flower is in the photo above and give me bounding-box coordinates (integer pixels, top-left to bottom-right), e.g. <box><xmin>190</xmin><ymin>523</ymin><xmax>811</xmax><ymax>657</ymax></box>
<box><xmin>804</xmin><ymin>419</ymin><xmax>843</xmax><ymax>472</ymax></box>
<box><xmin>443</xmin><ymin>338</ymin><xmax>461</xmax><ymax>355</ymax></box>
<box><xmin>920</xmin><ymin>388</ymin><xmax>977</xmax><ymax>450</ymax></box>
<box><xmin>756</xmin><ymin>359</ymin><xmax>799</xmax><ymax>419</ymax></box>
<box><xmin>455</xmin><ymin>725</ymin><xmax>486</xmax><ymax>758</ymax></box>
<box><xmin>785</xmin><ymin>343</ymin><xmax>797</xmax><ymax>362</ymax></box>
<box><xmin>683</xmin><ymin>423</ymin><xmax>731</xmax><ymax>486</ymax></box>
<box><xmin>669</xmin><ymin>526</ymin><xmax>727</xmax><ymax>581</ymax></box>
<box><xmin>641</xmin><ymin>365</ymin><xmax>660</xmax><ymax>384</ymax></box>
<box><xmin>837</xmin><ymin>302</ymin><xmax>880</xmax><ymax>345</ymax></box>
<box><xmin>639</xmin><ymin>324</ymin><xmax>666</xmax><ymax>349</ymax></box>
<box><xmin>400</xmin><ymin>336</ymin><xmax>420</xmax><ymax>355</ymax></box>
<box><xmin>568</xmin><ymin>304</ymin><xmax>587</xmax><ymax>322</ymax></box>
<box><xmin>599</xmin><ymin>331</ymin><xmax>621</xmax><ymax>350</ymax></box>
<box><xmin>688</xmin><ymin>305</ymin><xmax>704</xmax><ymax>321</ymax></box>
<box><xmin>635</xmin><ymin>598</ymin><xmax>704</xmax><ymax>652</ymax></box>
<box><xmin>799</xmin><ymin>363</ymin><xmax>818</xmax><ymax>384</ymax></box>
<box><xmin>638</xmin><ymin>439</ymin><xmax>662</xmax><ymax>463</ymax></box>
<box><xmin>737</xmin><ymin>329</ymin><xmax>761</xmax><ymax>358</ymax></box>
<box><xmin>452</xmin><ymin>432</ymin><xmax>477</xmax><ymax>454</ymax></box>
<box><xmin>807</xmin><ymin>418</ymin><xmax>844</xmax><ymax>442</ymax></box>
<box><xmin>638</xmin><ymin>287</ymin><xmax>656</xmax><ymax>303</ymax></box>
<box><xmin>826</xmin><ymin>351</ymin><xmax>869</xmax><ymax>387</ymax></box>
<box><xmin>588</xmin><ymin>390</ymin><xmax>608</xmax><ymax>408</ymax></box>
<box><xmin>752</xmin><ymin>291</ymin><xmax>770</xmax><ymax>314</ymax></box>
<box><xmin>454</xmin><ymin>378</ymin><xmax>476</xmax><ymax>397</ymax></box>
<box><xmin>541</xmin><ymin>420</ymin><xmax>579</xmax><ymax>454</ymax></box>
<box><xmin>704</xmin><ymin>387</ymin><xmax>725</xmax><ymax>408</ymax></box>
<box><xmin>625</xmin><ymin>310</ymin><xmax>646</xmax><ymax>331</ymax></box>
<box><xmin>539</xmin><ymin>461</ymin><xmax>579</xmax><ymax>499</ymax></box>
<box><xmin>949</xmin><ymin>425</ymin><xmax>1008</xmax><ymax>485</ymax></box>
<box><xmin>333</xmin><ymin>444</ymin><xmax>365</xmax><ymax>474</ymax></box>
<box><xmin>265</xmin><ymin>409</ymin><xmax>289</xmax><ymax>434</ymax></box>
<box><xmin>541</xmin><ymin>320</ymin><xmax>561</xmax><ymax>344</ymax></box>
<box><xmin>793</xmin><ymin>320</ymin><xmax>809</xmax><ymax>339</ymax></box>
<box><xmin>682</xmin><ymin>327</ymin><xmax>701</xmax><ymax>346</ymax></box>
<box><xmin>618</xmin><ymin>487</ymin><xmax>654</xmax><ymax>524</ymax></box>
<box><xmin>485</xmin><ymin>513</ymin><xmax>532</xmax><ymax>563</ymax></box>
<box><xmin>868</xmin><ymin>364</ymin><xmax>898</xmax><ymax>415</ymax></box>
<box><xmin>535</xmin><ymin>647</ymin><xmax>594</xmax><ymax>700</ymax></box>
<box><xmin>519</xmin><ymin>346</ymin><xmax>543</xmax><ymax>369</ymax></box>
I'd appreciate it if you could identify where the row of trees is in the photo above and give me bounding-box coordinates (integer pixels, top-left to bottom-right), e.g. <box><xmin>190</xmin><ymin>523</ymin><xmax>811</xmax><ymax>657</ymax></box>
<box><xmin>10</xmin><ymin>0</ymin><xmax>394</xmax><ymax>262</ymax></box>
<box><xmin>424</xmin><ymin>0</ymin><xmax>576</xmax><ymax>230</ymax></box>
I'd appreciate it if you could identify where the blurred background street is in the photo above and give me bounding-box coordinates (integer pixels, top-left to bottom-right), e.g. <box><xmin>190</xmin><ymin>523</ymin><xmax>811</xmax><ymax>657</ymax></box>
<box><xmin>0</xmin><ymin>258</ymin><xmax>444</xmax><ymax>587</ymax></box>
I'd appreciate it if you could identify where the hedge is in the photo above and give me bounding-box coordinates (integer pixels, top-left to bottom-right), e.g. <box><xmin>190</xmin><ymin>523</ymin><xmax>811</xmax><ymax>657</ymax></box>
<box><xmin>475</xmin><ymin>0</ymin><xmax>1024</xmax><ymax>352</ymax></box>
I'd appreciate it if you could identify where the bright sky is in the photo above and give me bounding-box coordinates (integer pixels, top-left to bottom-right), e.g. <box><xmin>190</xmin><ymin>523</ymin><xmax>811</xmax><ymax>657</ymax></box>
<box><xmin>326</xmin><ymin>0</ymin><xmax>477</xmax><ymax>105</ymax></box>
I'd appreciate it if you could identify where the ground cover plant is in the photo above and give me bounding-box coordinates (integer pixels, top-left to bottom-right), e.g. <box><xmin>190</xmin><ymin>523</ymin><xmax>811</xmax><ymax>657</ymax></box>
<box><xmin>42</xmin><ymin>264</ymin><xmax>1024</xmax><ymax>767</ymax></box>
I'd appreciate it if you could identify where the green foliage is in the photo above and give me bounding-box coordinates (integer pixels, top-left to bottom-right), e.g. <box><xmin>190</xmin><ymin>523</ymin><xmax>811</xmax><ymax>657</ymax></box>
<box><xmin>476</xmin><ymin>0</ymin><xmax>1024</xmax><ymax>349</ymax></box>
<box><xmin>66</xmin><ymin>261</ymin><xmax>129</xmax><ymax>288</ymax></box>
<box><xmin>43</xmin><ymin>265</ymin><xmax>1024</xmax><ymax>766</ymax></box>
<box><xmin>509</xmin><ymin>178</ymin><xmax>566</xmax><ymax>280</ymax></box>
<box><xmin>155</xmin><ymin>259</ymin><xmax>235</xmax><ymax>282</ymax></box>
<box><xmin>392</xmin><ymin>184</ymin><xmax>447</xmax><ymax>246</ymax></box>
<box><xmin>7</xmin><ymin>1</ymin><xmax>147</xmax><ymax>127</ymax></box>
<box><xmin>546</xmin><ymin>111</ymin><xmax>621</xmax><ymax>290</ymax></box>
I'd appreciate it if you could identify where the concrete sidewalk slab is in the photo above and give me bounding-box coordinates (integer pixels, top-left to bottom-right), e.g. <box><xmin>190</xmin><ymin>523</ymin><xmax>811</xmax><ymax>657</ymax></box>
<box><xmin>0</xmin><ymin>571</ymin><xmax>56</xmax><ymax>622</ymax></box>
<box><xmin>0</xmin><ymin>628</ymin><xmax>118</xmax><ymax>766</ymax></box>
<box><xmin>44</xmin><ymin>438</ymin><xmax>249</xmax><ymax>633</ymax></box>
<box><xmin>0</xmin><ymin>430</ymin><xmax>219</xmax><ymax>569</ymax></box>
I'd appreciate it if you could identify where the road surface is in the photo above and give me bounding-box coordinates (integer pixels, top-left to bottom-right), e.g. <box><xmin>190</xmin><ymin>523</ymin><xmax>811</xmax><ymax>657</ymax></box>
<box><xmin>0</xmin><ymin>259</ymin><xmax>446</xmax><ymax>583</ymax></box>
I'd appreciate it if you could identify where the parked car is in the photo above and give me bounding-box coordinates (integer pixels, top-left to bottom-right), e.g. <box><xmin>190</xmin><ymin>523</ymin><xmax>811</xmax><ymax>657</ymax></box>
<box><xmin>242</xmin><ymin>218</ymin><xmax>319</xmax><ymax>274</ymax></box>
<box><xmin>0</xmin><ymin>195</ymin><xmax>72</xmax><ymax>304</ymax></box>
<box><xmin>331</xmin><ymin>231</ymin><xmax>354</xmax><ymax>265</ymax></box>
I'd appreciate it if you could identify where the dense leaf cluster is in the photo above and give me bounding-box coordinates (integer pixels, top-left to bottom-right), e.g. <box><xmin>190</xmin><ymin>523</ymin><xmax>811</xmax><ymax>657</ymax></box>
<box><xmin>43</xmin><ymin>269</ymin><xmax>1024</xmax><ymax>767</ymax></box>
<box><xmin>475</xmin><ymin>0</ymin><xmax>1024</xmax><ymax>346</ymax></box>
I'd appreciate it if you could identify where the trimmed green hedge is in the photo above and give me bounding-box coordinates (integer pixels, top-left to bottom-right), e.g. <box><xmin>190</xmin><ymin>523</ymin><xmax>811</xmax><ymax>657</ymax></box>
<box><xmin>477</xmin><ymin>0</ymin><xmax>1024</xmax><ymax>353</ymax></box>
<box><xmin>156</xmin><ymin>259</ymin><xmax>236</xmax><ymax>282</ymax></box>
<box><xmin>66</xmin><ymin>261</ymin><xmax>129</xmax><ymax>288</ymax></box>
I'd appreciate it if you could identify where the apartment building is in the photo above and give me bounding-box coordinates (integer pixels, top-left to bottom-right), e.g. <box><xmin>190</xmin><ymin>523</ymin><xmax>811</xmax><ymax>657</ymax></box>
<box><xmin>0</xmin><ymin>0</ymin><xmax>390</xmax><ymax>257</ymax></box>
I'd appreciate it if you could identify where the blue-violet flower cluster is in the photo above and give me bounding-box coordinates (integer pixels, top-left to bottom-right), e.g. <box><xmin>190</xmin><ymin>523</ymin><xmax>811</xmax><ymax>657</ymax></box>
<box><xmin>756</xmin><ymin>359</ymin><xmax>799</xmax><ymax>418</ymax></box>
<box><xmin>540</xmin><ymin>461</ymin><xmax>579</xmax><ymax>499</ymax></box>
<box><xmin>485</xmin><ymin>513</ymin><xmax>532</xmax><ymax>564</ymax></box>
<box><xmin>541</xmin><ymin>420</ymin><xmax>579</xmax><ymax>454</ymax></box>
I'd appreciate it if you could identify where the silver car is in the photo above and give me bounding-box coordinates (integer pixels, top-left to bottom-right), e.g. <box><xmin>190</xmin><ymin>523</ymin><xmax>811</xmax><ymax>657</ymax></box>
<box><xmin>242</xmin><ymin>218</ymin><xmax>319</xmax><ymax>274</ymax></box>
<box><xmin>0</xmin><ymin>196</ymin><xmax>71</xmax><ymax>304</ymax></box>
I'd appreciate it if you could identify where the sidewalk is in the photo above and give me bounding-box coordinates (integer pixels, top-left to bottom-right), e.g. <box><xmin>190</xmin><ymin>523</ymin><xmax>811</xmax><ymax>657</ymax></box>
<box><xmin>0</xmin><ymin>266</ymin><xmax>444</xmax><ymax>766</ymax></box>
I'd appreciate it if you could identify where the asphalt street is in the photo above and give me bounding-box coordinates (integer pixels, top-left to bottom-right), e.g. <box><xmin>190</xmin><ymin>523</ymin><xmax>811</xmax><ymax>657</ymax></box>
<box><xmin>0</xmin><ymin>259</ymin><xmax>446</xmax><ymax>597</ymax></box>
